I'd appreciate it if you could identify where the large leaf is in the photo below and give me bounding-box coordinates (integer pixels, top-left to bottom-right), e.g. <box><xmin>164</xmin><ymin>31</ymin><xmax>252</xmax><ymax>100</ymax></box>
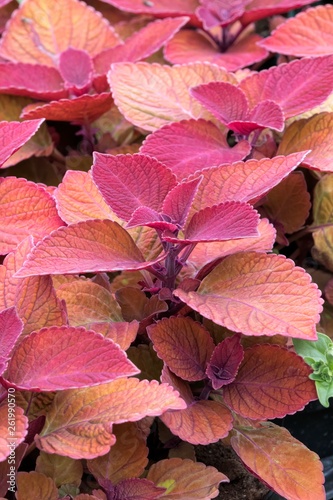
<box><xmin>108</xmin><ymin>62</ymin><xmax>237</xmax><ymax>131</ymax></box>
<box><xmin>97</xmin><ymin>0</ymin><xmax>198</xmax><ymax>17</ymax></box>
<box><xmin>223</xmin><ymin>345</ymin><xmax>316</xmax><ymax>419</ymax></box>
<box><xmin>15</xmin><ymin>220</ymin><xmax>164</xmax><ymax>277</ymax></box>
<box><xmin>174</xmin><ymin>252</ymin><xmax>322</xmax><ymax>339</ymax></box>
<box><xmin>146</xmin><ymin>458</ymin><xmax>228</xmax><ymax>500</ymax></box>
<box><xmin>277</xmin><ymin>112</ymin><xmax>333</xmax><ymax>172</ymax></box>
<box><xmin>0</xmin><ymin>404</ymin><xmax>28</xmax><ymax>461</ymax></box>
<box><xmin>6</xmin><ymin>326</ymin><xmax>139</xmax><ymax>391</ymax></box>
<box><xmin>140</xmin><ymin>119</ymin><xmax>251</xmax><ymax>179</ymax></box>
<box><xmin>99</xmin><ymin>478</ymin><xmax>165</xmax><ymax>499</ymax></box>
<box><xmin>239</xmin><ymin>56</ymin><xmax>333</xmax><ymax>119</ymax></box>
<box><xmin>231</xmin><ymin>423</ymin><xmax>325</xmax><ymax>500</ymax></box>
<box><xmin>0</xmin><ymin>120</ymin><xmax>45</xmax><ymax>168</ymax></box>
<box><xmin>36</xmin><ymin>378</ymin><xmax>186</xmax><ymax>459</ymax></box>
<box><xmin>259</xmin><ymin>5</ymin><xmax>333</xmax><ymax>57</ymax></box>
<box><xmin>0</xmin><ymin>177</ymin><xmax>64</xmax><ymax>255</ymax></box>
<box><xmin>0</xmin><ymin>0</ymin><xmax>120</xmax><ymax>65</ymax></box>
<box><xmin>92</xmin><ymin>153</ymin><xmax>177</xmax><ymax>221</ymax></box>
<box><xmin>147</xmin><ymin>317</ymin><xmax>215</xmax><ymax>381</ymax></box>
<box><xmin>241</xmin><ymin>0</ymin><xmax>317</xmax><ymax>26</ymax></box>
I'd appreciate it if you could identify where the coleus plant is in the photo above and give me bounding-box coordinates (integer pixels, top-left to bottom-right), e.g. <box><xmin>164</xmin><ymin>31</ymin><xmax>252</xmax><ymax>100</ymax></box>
<box><xmin>1</xmin><ymin>0</ymin><xmax>333</xmax><ymax>500</ymax></box>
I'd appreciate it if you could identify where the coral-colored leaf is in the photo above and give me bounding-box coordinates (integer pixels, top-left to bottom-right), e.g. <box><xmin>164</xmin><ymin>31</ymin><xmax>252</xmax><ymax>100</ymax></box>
<box><xmin>0</xmin><ymin>0</ymin><xmax>120</xmax><ymax>66</ymax></box>
<box><xmin>36</xmin><ymin>451</ymin><xmax>83</xmax><ymax>487</ymax></box>
<box><xmin>147</xmin><ymin>458</ymin><xmax>228</xmax><ymax>500</ymax></box>
<box><xmin>15</xmin><ymin>220</ymin><xmax>164</xmax><ymax>277</ymax></box>
<box><xmin>188</xmin><ymin>152</ymin><xmax>308</xmax><ymax>214</ymax></box>
<box><xmin>140</xmin><ymin>119</ymin><xmax>251</xmax><ymax>179</ymax></box>
<box><xmin>87</xmin><ymin>422</ymin><xmax>148</xmax><ymax>484</ymax></box>
<box><xmin>240</xmin><ymin>0</ymin><xmax>316</xmax><ymax>26</ymax></box>
<box><xmin>0</xmin><ymin>119</ymin><xmax>44</xmax><ymax>168</ymax></box>
<box><xmin>161</xmin><ymin>367</ymin><xmax>233</xmax><ymax>444</ymax></box>
<box><xmin>239</xmin><ymin>56</ymin><xmax>333</xmax><ymax>119</ymax></box>
<box><xmin>0</xmin><ymin>307</ymin><xmax>23</xmax><ymax>372</ymax></box>
<box><xmin>87</xmin><ymin>321</ymin><xmax>138</xmax><ymax>351</ymax></box>
<box><xmin>206</xmin><ymin>334</ymin><xmax>244</xmax><ymax>389</ymax></box>
<box><xmin>15</xmin><ymin>471</ymin><xmax>58</xmax><ymax>500</ymax></box>
<box><xmin>164</xmin><ymin>30</ymin><xmax>268</xmax><ymax>71</ymax></box>
<box><xmin>259</xmin><ymin>5</ymin><xmax>333</xmax><ymax>57</ymax></box>
<box><xmin>21</xmin><ymin>93</ymin><xmax>113</xmax><ymax>123</ymax></box>
<box><xmin>0</xmin><ymin>63</ymin><xmax>67</xmax><ymax>100</ymax></box>
<box><xmin>262</xmin><ymin>172</ymin><xmax>311</xmax><ymax>234</ymax></box>
<box><xmin>92</xmin><ymin>153</ymin><xmax>176</xmax><ymax>221</ymax></box>
<box><xmin>174</xmin><ymin>252</ymin><xmax>322</xmax><ymax>339</ymax></box>
<box><xmin>6</xmin><ymin>326</ymin><xmax>139</xmax><ymax>391</ymax></box>
<box><xmin>59</xmin><ymin>48</ymin><xmax>93</xmax><ymax>92</ymax></box>
<box><xmin>0</xmin><ymin>177</ymin><xmax>64</xmax><ymax>255</ymax></box>
<box><xmin>223</xmin><ymin>345</ymin><xmax>317</xmax><ymax>419</ymax></box>
<box><xmin>0</xmin><ymin>404</ymin><xmax>28</xmax><ymax>461</ymax></box>
<box><xmin>36</xmin><ymin>378</ymin><xmax>186</xmax><ymax>459</ymax></box>
<box><xmin>189</xmin><ymin>218</ymin><xmax>276</xmax><ymax>270</ymax></box>
<box><xmin>94</xmin><ymin>16</ymin><xmax>189</xmax><ymax>73</ymax></box>
<box><xmin>57</xmin><ymin>280</ymin><xmax>122</xmax><ymax>326</ymax></box>
<box><xmin>98</xmin><ymin>0</ymin><xmax>198</xmax><ymax>17</ymax></box>
<box><xmin>147</xmin><ymin>317</ymin><xmax>215</xmax><ymax>381</ymax></box>
<box><xmin>231</xmin><ymin>424</ymin><xmax>325</xmax><ymax>500</ymax></box>
<box><xmin>108</xmin><ymin>62</ymin><xmax>236</xmax><ymax>131</ymax></box>
<box><xmin>54</xmin><ymin>170</ymin><xmax>117</xmax><ymax>224</ymax></box>
<box><xmin>277</xmin><ymin>112</ymin><xmax>333</xmax><ymax>172</ymax></box>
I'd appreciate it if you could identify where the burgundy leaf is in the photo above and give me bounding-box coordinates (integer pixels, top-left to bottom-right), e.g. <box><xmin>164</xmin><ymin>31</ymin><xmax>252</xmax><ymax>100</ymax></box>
<box><xmin>206</xmin><ymin>334</ymin><xmax>244</xmax><ymax>389</ymax></box>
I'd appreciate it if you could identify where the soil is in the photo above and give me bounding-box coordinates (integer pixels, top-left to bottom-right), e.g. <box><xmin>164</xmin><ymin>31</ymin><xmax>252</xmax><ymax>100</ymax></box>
<box><xmin>195</xmin><ymin>443</ymin><xmax>270</xmax><ymax>500</ymax></box>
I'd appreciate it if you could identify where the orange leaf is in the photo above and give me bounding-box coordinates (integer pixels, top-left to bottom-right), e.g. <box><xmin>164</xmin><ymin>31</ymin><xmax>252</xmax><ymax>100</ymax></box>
<box><xmin>231</xmin><ymin>424</ymin><xmax>325</xmax><ymax>500</ymax></box>
<box><xmin>0</xmin><ymin>404</ymin><xmax>28</xmax><ymax>461</ymax></box>
<box><xmin>174</xmin><ymin>252</ymin><xmax>322</xmax><ymax>339</ymax></box>
<box><xmin>0</xmin><ymin>178</ymin><xmax>64</xmax><ymax>254</ymax></box>
<box><xmin>0</xmin><ymin>0</ymin><xmax>120</xmax><ymax>66</ymax></box>
<box><xmin>313</xmin><ymin>173</ymin><xmax>333</xmax><ymax>224</ymax></box>
<box><xmin>108</xmin><ymin>61</ymin><xmax>236</xmax><ymax>131</ymax></box>
<box><xmin>115</xmin><ymin>287</ymin><xmax>168</xmax><ymax>322</ymax></box>
<box><xmin>87</xmin><ymin>321</ymin><xmax>138</xmax><ymax>351</ymax></box>
<box><xmin>15</xmin><ymin>471</ymin><xmax>58</xmax><ymax>500</ymax></box>
<box><xmin>54</xmin><ymin>170</ymin><xmax>117</xmax><ymax>224</ymax></box>
<box><xmin>147</xmin><ymin>458</ymin><xmax>228</xmax><ymax>500</ymax></box>
<box><xmin>260</xmin><ymin>5</ymin><xmax>333</xmax><ymax>57</ymax></box>
<box><xmin>277</xmin><ymin>112</ymin><xmax>333</xmax><ymax>172</ymax></box>
<box><xmin>87</xmin><ymin>422</ymin><xmax>148</xmax><ymax>484</ymax></box>
<box><xmin>36</xmin><ymin>378</ymin><xmax>186</xmax><ymax>459</ymax></box>
<box><xmin>36</xmin><ymin>451</ymin><xmax>83</xmax><ymax>487</ymax></box>
<box><xmin>312</xmin><ymin>227</ymin><xmax>333</xmax><ymax>273</ymax></box>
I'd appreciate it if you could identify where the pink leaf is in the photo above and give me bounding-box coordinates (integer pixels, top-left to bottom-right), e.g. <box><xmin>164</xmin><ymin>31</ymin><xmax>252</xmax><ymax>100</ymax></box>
<box><xmin>0</xmin><ymin>307</ymin><xmax>23</xmax><ymax>374</ymax></box>
<box><xmin>162</xmin><ymin>177</ymin><xmax>202</xmax><ymax>228</ymax></box>
<box><xmin>92</xmin><ymin>153</ymin><xmax>177</xmax><ymax>221</ymax></box>
<box><xmin>97</xmin><ymin>0</ymin><xmax>198</xmax><ymax>18</ymax></box>
<box><xmin>239</xmin><ymin>56</ymin><xmax>333</xmax><ymax>119</ymax></box>
<box><xmin>241</xmin><ymin>0</ymin><xmax>316</xmax><ymax>26</ymax></box>
<box><xmin>0</xmin><ymin>120</ymin><xmax>45</xmax><ymax>167</ymax></box>
<box><xmin>206</xmin><ymin>334</ymin><xmax>244</xmax><ymax>389</ymax></box>
<box><xmin>58</xmin><ymin>48</ymin><xmax>93</xmax><ymax>92</ymax></box>
<box><xmin>15</xmin><ymin>219</ymin><xmax>165</xmax><ymax>277</ymax></box>
<box><xmin>126</xmin><ymin>206</ymin><xmax>177</xmax><ymax>232</ymax></box>
<box><xmin>6</xmin><ymin>326</ymin><xmax>139</xmax><ymax>391</ymax></box>
<box><xmin>163</xmin><ymin>202</ymin><xmax>259</xmax><ymax>244</ymax></box>
<box><xmin>140</xmin><ymin>119</ymin><xmax>251</xmax><ymax>180</ymax></box>
<box><xmin>196</xmin><ymin>0</ymin><xmax>246</xmax><ymax>28</ymax></box>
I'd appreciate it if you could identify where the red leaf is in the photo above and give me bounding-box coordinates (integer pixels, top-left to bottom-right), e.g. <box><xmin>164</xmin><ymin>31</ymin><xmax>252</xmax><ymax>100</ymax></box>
<box><xmin>140</xmin><ymin>119</ymin><xmax>251</xmax><ymax>179</ymax></box>
<box><xmin>240</xmin><ymin>0</ymin><xmax>314</xmax><ymax>26</ymax></box>
<box><xmin>231</xmin><ymin>424</ymin><xmax>325</xmax><ymax>500</ymax></box>
<box><xmin>0</xmin><ymin>120</ymin><xmax>44</xmax><ymax>167</ymax></box>
<box><xmin>6</xmin><ymin>326</ymin><xmax>139</xmax><ymax>391</ymax></box>
<box><xmin>0</xmin><ymin>177</ymin><xmax>64</xmax><ymax>255</ymax></box>
<box><xmin>15</xmin><ymin>219</ymin><xmax>164</xmax><ymax>277</ymax></box>
<box><xmin>92</xmin><ymin>153</ymin><xmax>177</xmax><ymax>221</ymax></box>
<box><xmin>174</xmin><ymin>252</ymin><xmax>322</xmax><ymax>339</ymax></box>
<box><xmin>206</xmin><ymin>334</ymin><xmax>244</xmax><ymax>389</ymax></box>
<box><xmin>223</xmin><ymin>345</ymin><xmax>317</xmax><ymax>419</ymax></box>
<box><xmin>0</xmin><ymin>307</ymin><xmax>23</xmax><ymax>373</ymax></box>
<box><xmin>163</xmin><ymin>202</ymin><xmax>259</xmax><ymax>244</ymax></box>
<box><xmin>147</xmin><ymin>317</ymin><xmax>215</xmax><ymax>381</ymax></box>
<box><xmin>21</xmin><ymin>93</ymin><xmax>114</xmax><ymax>123</ymax></box>
<box><xmin>0</xmin><ymin>63</ymin><xmax>67</xmax><ymax>101</ymax></box>
<box><xmin>239</xmin><ymin>56</ymin><xmax>333</xmax><ymax>119</ymax></box>
<box><xmin>58</xmin><ymin>48</ymin><xmax>93</xmax><ymax>92</ymax></box>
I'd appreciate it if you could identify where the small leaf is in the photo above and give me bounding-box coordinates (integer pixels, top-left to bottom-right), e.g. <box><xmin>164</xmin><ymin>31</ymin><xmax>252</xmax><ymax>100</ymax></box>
<box><xmin>223</xmin><ymin>345</ymin><xmax>317</xmax><ymax>419</ymax></box>
<box><xmin>162</xmin><ymin>177</ymin><xmax>202</xmax><ymax>228</ymax></box>
<box><xmin>108</xmin><ymin>61</ymin><xmax>236</xmax><ymax>131</ymax></box>
<box><xmin>140</xmin><ymin>119</ymin><xmax>251</xmax><ymax>180</ymax></box>
<box><xmin>15</xmin><ymin>471</ymin><xmax>58</xmax><ymax>500</ymax></box>
<box><xmin>147</xmin><ymin>458</ymin><xmax>228</xmax><ymax>500</ymax></box>
<box><xmin>6</xmin><ymin>326</ymin><xmax>139</xmax><ymax>391</ymax></box>
<box><xmin>174</xmin><ymin>252</ymin><xmax>322</xmax><ymax>339</ymax></box>
<box><xmin>231</xmin><ymin>424</ymin><xmax>325</xmax><ymax>500</ymax></box>
<box><xmin>206</xmin><ymin>334</ymin><xmax>244</xmax><ymax>389</ymax></box>
<box><xmin>15</xmin><ymin>220</ymin><xmax>164</xmax><ymax>277</ymax></box>
<box><xmin>147</xmin><ymin>317</ymin><xmax>215</xmax><ymax>381</ymax></box>
<box><xmin>36</xmin><ymin>378</ymin><xmax>186</xmax><ymax>459</ymax></box>
<box><xmin>92</xmin><ymin>153</ymin><xmax>177</xmax><ymax>221</ymax></box>
<box><xmin>99</xmin><ymin>478</ymin><xmax>165</xmax><ymax>500</ymax></box>
<box><xmin>59</xmin><ymin>48</ymin><xmax>93</xmax><ymax>92</ymax></box>
<box><xmin>0</xmin><ymin>404</ymin><xmax>28</xmax><ymax>461</ymax></box>
<box><xmin>0</xmin><ymin>119</ymin><xmax>44</xmax><ymax>168</ymax></box>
